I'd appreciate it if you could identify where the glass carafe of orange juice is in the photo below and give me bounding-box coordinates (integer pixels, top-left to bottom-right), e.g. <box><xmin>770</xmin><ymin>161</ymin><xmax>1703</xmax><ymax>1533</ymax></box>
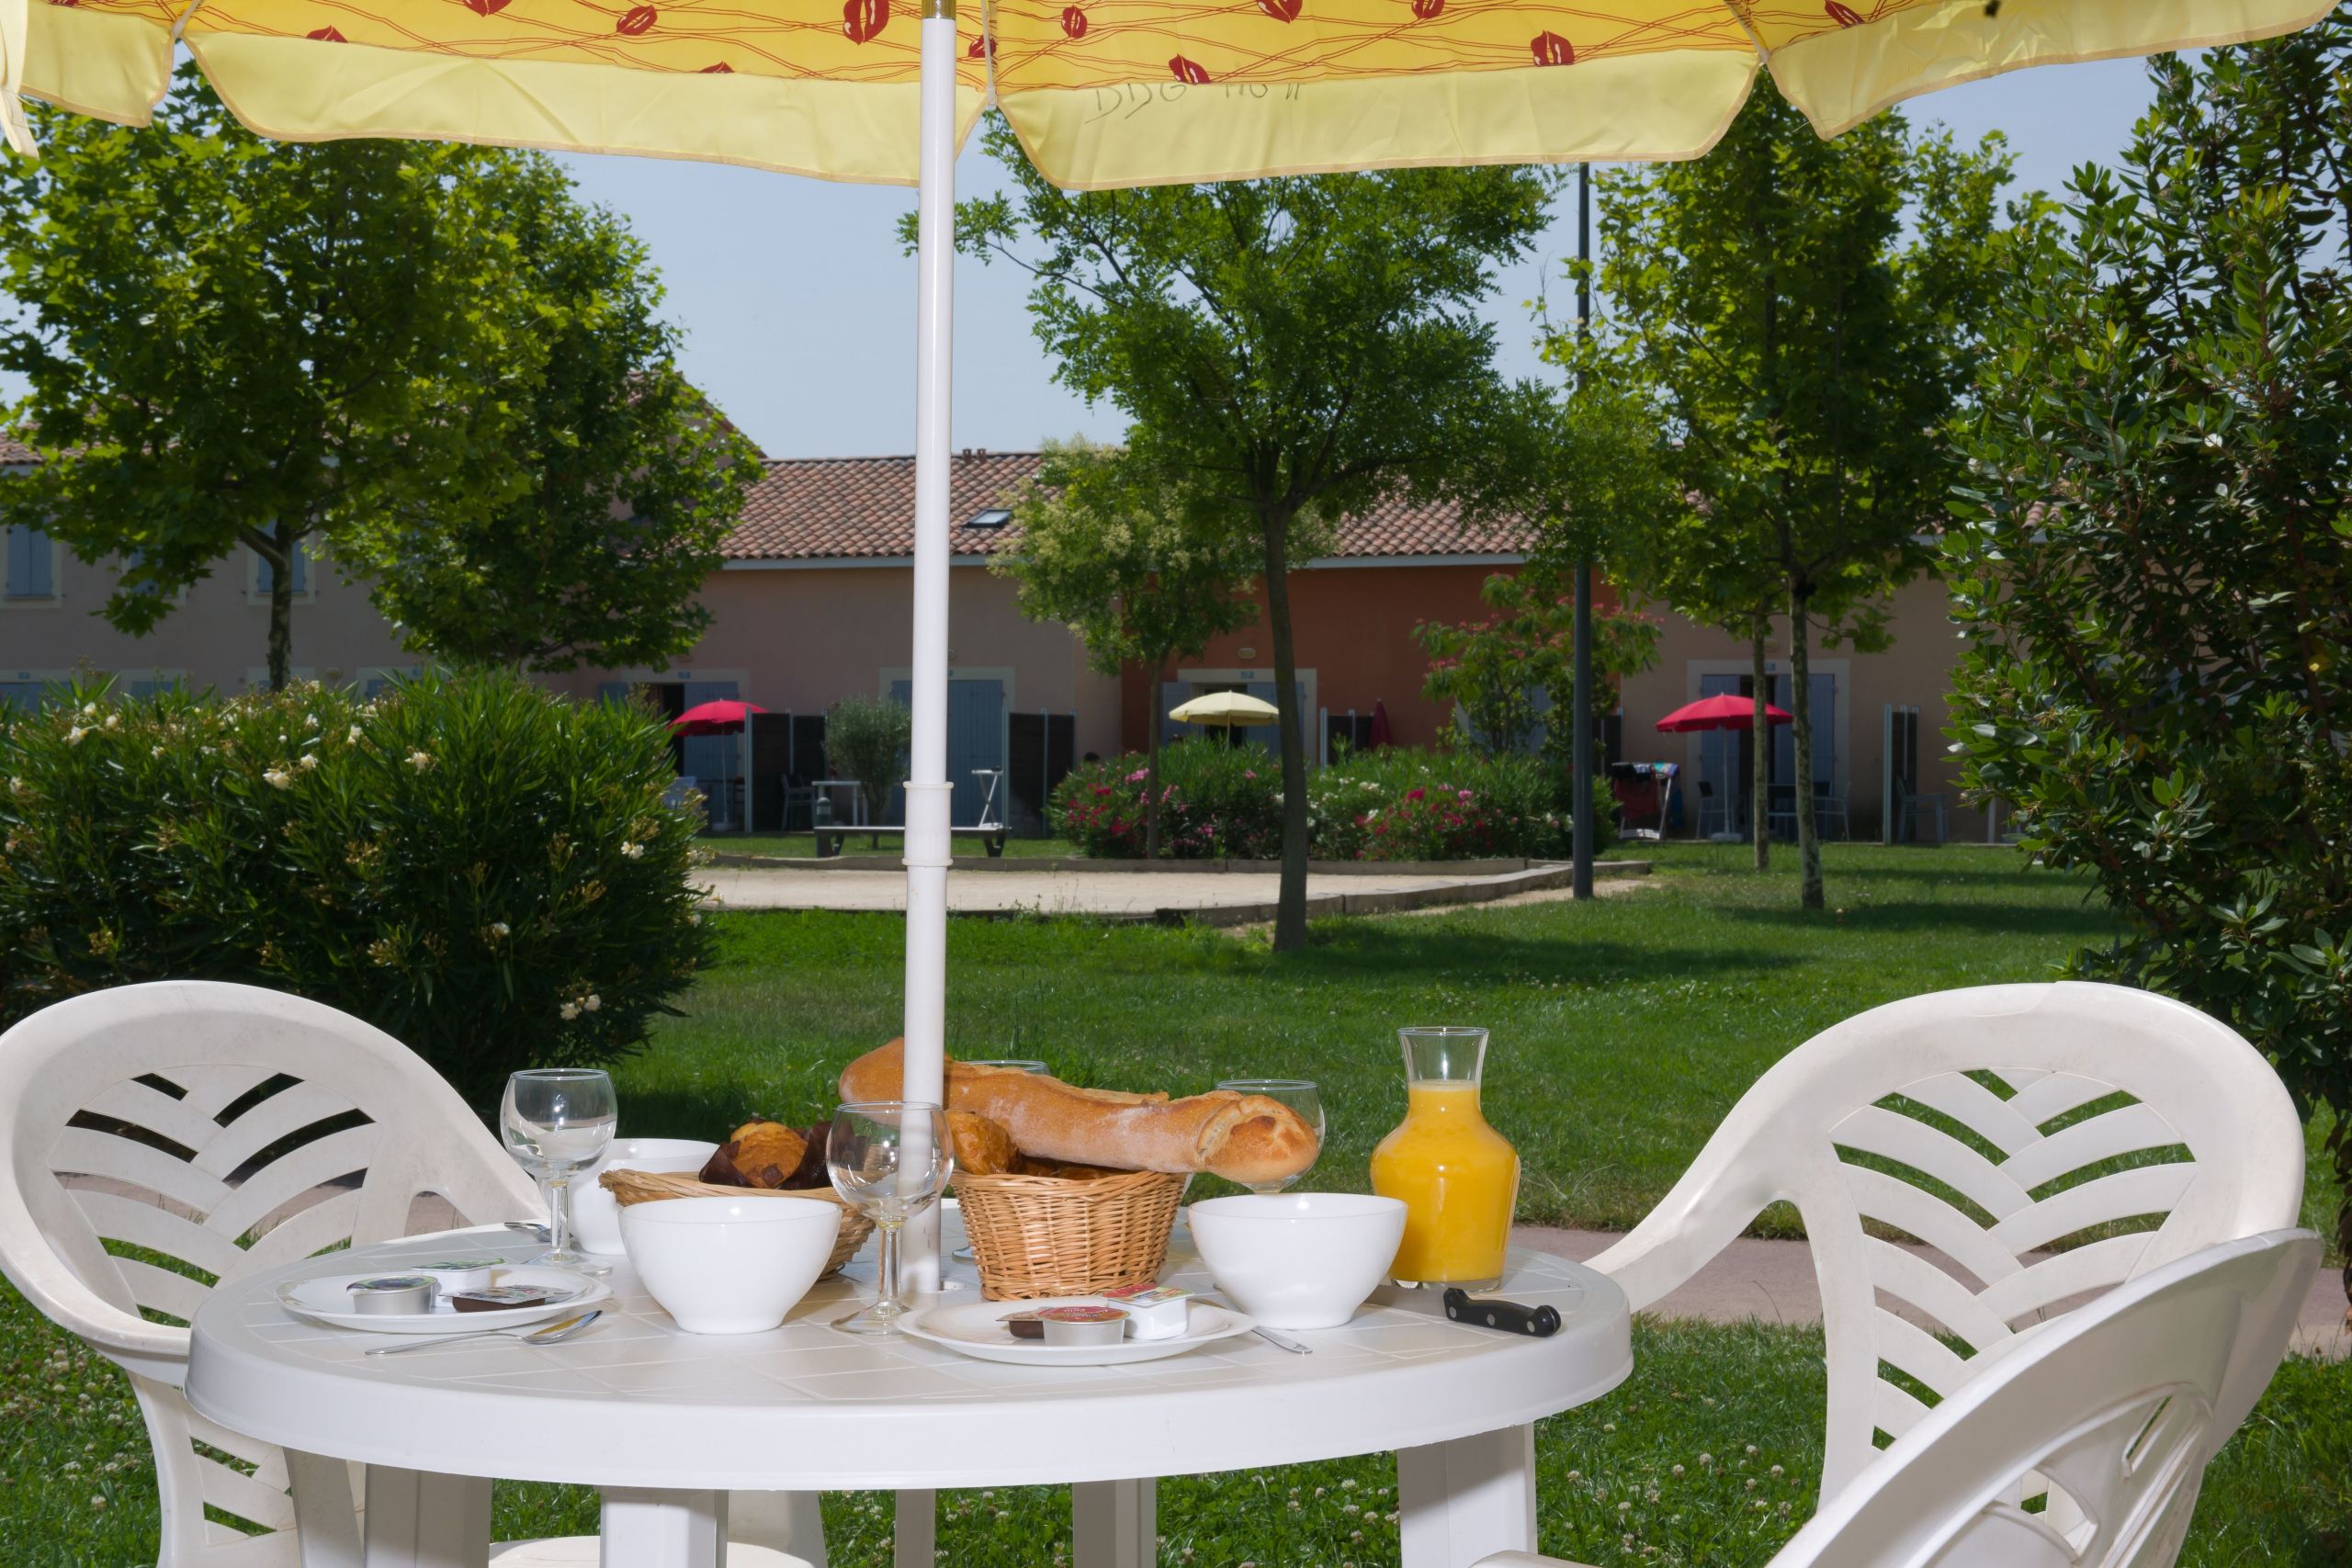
<box><xmin>1368</xmin><ymin>1027</ymin><xmax>1519</xmax><ymax>1290</ymax></box>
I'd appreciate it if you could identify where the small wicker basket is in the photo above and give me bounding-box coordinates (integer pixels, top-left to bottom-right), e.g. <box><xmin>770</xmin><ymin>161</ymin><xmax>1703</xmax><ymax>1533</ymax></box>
<box><xmin>596</xmin><ymin>1167</ymin><xmax>873</xmax><ymax>1278</ymax></box>
<box><xmin>954</xmin><ymin>1168</ymin><xmax>1190</xmax><ymax>1301</ymax></box>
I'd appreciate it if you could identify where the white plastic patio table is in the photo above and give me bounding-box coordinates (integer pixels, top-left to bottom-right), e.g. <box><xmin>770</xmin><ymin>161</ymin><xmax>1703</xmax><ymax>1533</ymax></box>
<box><xmin>187</xmin><ymin>1211</ymin><xmax>1630</xmax><ymax>1568</ymax></box>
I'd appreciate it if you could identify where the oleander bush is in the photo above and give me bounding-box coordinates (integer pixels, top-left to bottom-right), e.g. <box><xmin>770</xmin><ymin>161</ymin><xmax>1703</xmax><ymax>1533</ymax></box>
<box><xmin>1051</xmin><ymin>743</ymin><xmax>1592</xmax><ymax>861</ymax></box>
<box><xmin>0</xmin><ymin>670</ymin><xmax>711</xmax><ymax>1113</ymax></box>
<box><xmin>1052</xmin><ymin>739</ymin><xmax>1283</xmax><ymax>859</ymax></box>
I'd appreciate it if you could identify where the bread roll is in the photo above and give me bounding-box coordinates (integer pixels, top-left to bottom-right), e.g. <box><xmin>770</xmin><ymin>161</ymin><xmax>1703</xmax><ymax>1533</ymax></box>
<box><xmin>720</xmin><ymin>1121</ymin><xmax>808</xmax><ymax>1189</ymax></box>
<box><xmin>946</xmin><ymin>1111</ymin><xmax>1018</xmax><ymax>1176</ymax></box>
<box><xmin>840</xmin><ymin>1041</ymin><xmax>1318</xmax><ymax>1187</ymax></box>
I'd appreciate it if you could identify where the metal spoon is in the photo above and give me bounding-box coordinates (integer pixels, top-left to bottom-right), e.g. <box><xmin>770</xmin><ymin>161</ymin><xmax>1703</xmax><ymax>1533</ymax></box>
<box><xmin>503</xmin><ymin>1221</ymin><xmax>552</xmax><ymax>1242</ymax></box>
<box><xmin>365</xmin><ymin>1309</ymin><xmax>602</xmax><ymax>1357</ymax></box>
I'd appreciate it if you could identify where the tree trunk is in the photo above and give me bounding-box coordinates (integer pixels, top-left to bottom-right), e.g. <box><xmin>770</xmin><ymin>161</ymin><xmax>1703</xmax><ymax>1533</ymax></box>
<box><xmin>1261</xmin><ymin>513</ymin><xmax>1309</xmax><ymax>953</ymax></box>
<box><xmin>1791</xmin><ymin>585</ymin><xmax>1823</xmax><ymax>910</ymax></box>
<box><xmin>266</xmin><ymin>521</ymin><xmax>297</xmax><ymax>692</ymax></box>
<box><xmin>1749</xmin><ymin>614</ymin><xmax>1770</xmax><ymax>871</ymax></box>
<box><xmin>2335</xmin><ymin>1133</ymin><xmax>2350</xmax><ymax>1323</ymax></box>
<box><xmin>1144</xmin><ymin>668</ymin><xmax>1165</xmax><ymax>861</ymax></box>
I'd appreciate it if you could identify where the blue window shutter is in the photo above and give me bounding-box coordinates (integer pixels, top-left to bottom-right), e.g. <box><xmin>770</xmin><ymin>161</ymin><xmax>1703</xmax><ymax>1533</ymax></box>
<box><xmin>256</xmin><ymin>538</ymin><xmax>307</xmax><ymax>596</ymax></box>
<box><xmin>6</xmin><ymin>526</ymin><xmax>52</xmax><ymax>599</ymax></box>
<box><xmin>291</xmin><ymin>538</ymin><xmax>309</xmax><ymax>595</ymax></box>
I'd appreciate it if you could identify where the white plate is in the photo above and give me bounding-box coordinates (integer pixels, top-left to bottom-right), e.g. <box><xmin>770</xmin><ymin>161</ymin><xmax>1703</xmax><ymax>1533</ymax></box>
<box><xmin>276</xmin><ymin>1265</ymin><xmax>609</xmax><ymax>1335</ymax></box>
<box><xmin>900</xmin><ymin>1295</ymin><xmax>1255</xmax><ymax>1367</ymax></box>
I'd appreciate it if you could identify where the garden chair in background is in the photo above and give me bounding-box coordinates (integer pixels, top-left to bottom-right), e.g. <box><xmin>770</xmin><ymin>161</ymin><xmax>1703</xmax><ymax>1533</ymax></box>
<box><xmin>1811</xmin><ymin>781</ymin><xmax>1849</xmax><ymax>841</ymax></box>
<box><xmin>1479</xmin><ymin>1228</ymin><xmax>2320</xmax><ymax>1568</ymax></box>
<box><xmin>0</xmin><ymin>981</ymin><xmax>820</xmax><ymax>1567</ymax></box>
<box><xmin>1585</xmin><ymin>982</ymin><xmax>2307</xmax><ymax>1516</ymax></box>
<box><xmin>1895</xmin><ymin>784</ymin><xmax>1950</xmax><ymax>845</ymax></box>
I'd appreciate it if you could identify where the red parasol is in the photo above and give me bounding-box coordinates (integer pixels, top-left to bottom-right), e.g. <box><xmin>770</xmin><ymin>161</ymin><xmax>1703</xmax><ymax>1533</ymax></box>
<box><xmin>1655</xmin><ymin>694</ymin><xmax>1792</xmax><ymax>733</ymax></box>
<box><xmin>670</xmin><ymin>699</ymin><xmax>768</xmax><ymax>738</ymax></box>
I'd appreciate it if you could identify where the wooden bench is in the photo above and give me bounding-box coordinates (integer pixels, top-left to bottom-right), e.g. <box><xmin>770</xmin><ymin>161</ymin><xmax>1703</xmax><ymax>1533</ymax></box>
<box><xmin>813</xmin><ymin>825</ymin><xmax>1006</xmax><ymax>858</ymax></box>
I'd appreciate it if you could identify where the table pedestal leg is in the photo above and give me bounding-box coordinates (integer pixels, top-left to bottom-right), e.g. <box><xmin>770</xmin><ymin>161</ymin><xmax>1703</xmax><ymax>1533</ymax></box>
<box><xmin>892</xmin><ymin>1489</ymin><xmax>935</xmax><ymax>1568</ymax></box>
<box><xmin>728</xmin><ymin>1490</ymin><xmax>830</xmax><ymax>1567</ymax></box>
<box><xmin>361</xmin><ymin>1467</ymin><xmax>492</xmax><ymax>1568</ymax></box>
<box><xmin>601</xmin><ymin>1488</ymin><xmax>728</xmax><ymax>1568</ymax></box>
<box><xmin>288</xmin><ymin>1450</ymin><xmax>363</xmax><ymax>1568</ymax></box>
<box><xmin>1072</xmin><ymin>1477</ymin><xmax>1156</xmax><ymax>1568</ymax></box>
<box><xmin>1396</xmin><ymin>1427</ymin><xmax>1537</xmax><ymax>1568</ymax></box>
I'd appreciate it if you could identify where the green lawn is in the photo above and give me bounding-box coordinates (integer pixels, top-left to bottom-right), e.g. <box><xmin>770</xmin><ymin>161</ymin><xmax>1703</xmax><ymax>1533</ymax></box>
<box><xmin>2</xmin><ymin>844</ymin><xmax>2343</xmax><ymax>1565</ymax></box>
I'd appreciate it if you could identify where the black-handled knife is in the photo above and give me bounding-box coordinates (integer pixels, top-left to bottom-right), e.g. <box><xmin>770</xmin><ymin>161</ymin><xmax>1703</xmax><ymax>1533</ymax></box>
<box><xmin>1443</xmin><ymin>1288</ymin><xmax>1562</xmax><ymax>1337</ymax></box>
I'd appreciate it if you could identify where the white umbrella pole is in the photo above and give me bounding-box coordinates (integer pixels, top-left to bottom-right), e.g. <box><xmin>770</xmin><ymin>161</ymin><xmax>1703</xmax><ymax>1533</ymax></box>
<box><xmin>898</xmin><ymin>0</ymin><xmax>958</xmax><ymax>1292</ymax></box>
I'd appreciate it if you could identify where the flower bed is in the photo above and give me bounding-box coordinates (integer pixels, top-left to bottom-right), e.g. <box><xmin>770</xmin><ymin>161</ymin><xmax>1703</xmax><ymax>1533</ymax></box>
<box><xmin>1051</xmin><ymin>744</ymin><xmax>1568</xmax><ymax>862</ymax></box>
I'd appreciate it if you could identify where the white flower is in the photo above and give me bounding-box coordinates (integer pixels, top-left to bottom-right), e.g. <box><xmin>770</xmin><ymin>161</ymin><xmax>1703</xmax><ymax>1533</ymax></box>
<box><xmin>66</xmin><ymin>727</ymin><xmax>88</xmax><ymax>746</ymax></box>
<box><xmin>347</xmin><ymin>727</ymin><xmax>363</xmax><ymax>745</ymax></box>
<box><xmin>305</xmin><ymin>713</ymin><xmax>320</xmax><ymax>729</ymax></box>
<box><xmin>406</xmin><ymin>750</ymin><xmax>435</xmax><ymax>772</ymax></box>
<box><xmin>2214</xmin><ymin>482</ymin><xmax>2229</xmax><ymax>497</ymax></box>
<box><xmin>687</xmin><ymin>911</ymin><xmax>702</xmax><ymax>926</ymax></box>
<box><xmin>104</xmin><ymin>713</ymin><xmax>120</xmax><ymax>730</ymax></box>
<box><xmin>80</xmin><ymin>703</ymin><xmax>96</xmax><ymax>718</ymax></box>
<box><xmin>263</xmin><ymin>767</ymin><xmax>294</xmax><ymax>790</ymax></box>
<box><xmin>620</xmin><ymin>841</ymin><xmax>646</xmax><ymax>860</ymax></box>
<box><xmin>489</xmin><ymin>921</ymin><xmax>510</xmax><ymax>939</ymax></box>
<box><xmin>152</xmin><ymin>747</ymin><xmax>164</xmax><ymax>760</ymax></box>
<box><xmin>583</xmin><ymin>994</ymin><xmax>601</xmax><ymax>1012</ymax></box>
<box><xmin>297</xmin><ymin>753</ymin><xmax>319</xmax><ymax>772</ymax></box>
<box><xmin>2204</xmin><ymin>432</ymin><xmax>2223</xmax><ymax>448</ymax></box>
<box><xmin>560</xmin><ymin>1003</ymin><xmax>580</xmax><ymax>1021</ymax></box>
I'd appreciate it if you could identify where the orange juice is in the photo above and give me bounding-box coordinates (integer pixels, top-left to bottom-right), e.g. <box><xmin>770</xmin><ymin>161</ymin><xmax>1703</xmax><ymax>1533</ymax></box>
<box><xmin>1370</xmin><ymin>1079</ymin><xmax>1520</xmax><ymax>1288</ymax></box>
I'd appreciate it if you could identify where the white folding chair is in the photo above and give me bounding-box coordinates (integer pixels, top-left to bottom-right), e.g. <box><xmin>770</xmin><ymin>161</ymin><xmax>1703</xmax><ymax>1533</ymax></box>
<box><xmin>1478</xmin><ymin>1228</ymin><xmax>2320</xmax><ymax>1568</ymax></box>
<box><xmin>1586</xmin><ymin>982</ymin><xmax>2307</xmax><ymax>1507</ymax></box>
<box><xmin>0</xmin><ymin>981</ymin><xmax>821</xmax><ymax>1567</ymax></box>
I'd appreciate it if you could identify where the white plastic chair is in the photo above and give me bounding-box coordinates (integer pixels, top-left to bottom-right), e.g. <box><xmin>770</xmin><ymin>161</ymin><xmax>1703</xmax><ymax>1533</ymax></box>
<box><xmin>1587</xmin><ymin>982</ymin><xmax>2306</xmax><ymax>1506</ymax></box>
<box><xmin>1477</xmin><ymin>1228</ymin><xmax>2320</xmax><ymax>1568</ymax></box>
<box><xmin>0</xmin><ymin>980</ymin><xmax>820</xmax><ymax>1567</ymax></box>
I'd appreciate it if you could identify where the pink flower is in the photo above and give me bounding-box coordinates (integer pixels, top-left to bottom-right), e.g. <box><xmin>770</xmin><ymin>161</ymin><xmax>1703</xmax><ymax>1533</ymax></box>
<box><xmin>1405</xmin><ymin>787</ymin><xmax>1426</xmax><ymax>802</ymax></box>
<box><xmin>1126</xmin><ymin>768</ymin><xmax>1149</xmax><ymax>784</ymax></box>
<box><xmin>1458</xmin><ymin>789</ymin><xmax>1474</xmax><ymax>801</ymax></box>
<box><xmin>1244</xmin><ymin>770</ymin><xmax>1257</xmax><ymax>780</ymax></box>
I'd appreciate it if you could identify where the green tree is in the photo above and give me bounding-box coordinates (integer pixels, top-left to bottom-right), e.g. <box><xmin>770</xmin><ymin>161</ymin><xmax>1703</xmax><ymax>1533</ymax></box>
<box><xmin>992</xmin><ymin>439</ymin><xmax>1258</xmax><ymax>859</ymax></box>
<box><xmin>827</xmin><ymin>694</ymin><xmax>912</xmax><ymax>849</ymax></box>
<box><xmin>0</xmin><ymin>71</ymin><xmax>523</xmax><ymax>689</ymax></box>
<box><xmin>954</xmin><ymin>119</ymin><xmax>1552</xmax><ymax>949</ymax></box>
<box><xmin>1597</xmin><ymin>85</ymin><xmax>2011</xmax><ymax>905</ymax></box>
<box><xmin>354</xmin><ymin>159</ymin><xmax>762</xmax><ymax>673</ymax></box>
<box><xmin>1948</xmin><ymin>16</ymin><xmax>2352</xmax><ymax>1301</ymax></box>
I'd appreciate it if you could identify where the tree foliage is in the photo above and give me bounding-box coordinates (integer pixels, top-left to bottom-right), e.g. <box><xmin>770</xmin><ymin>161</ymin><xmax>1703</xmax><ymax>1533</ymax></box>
<box><xmin>955</xmin><ymin>118</ymin><xmax>1553</xmax><ymax>949</ymax></box>
<box><xmin>355</xmin><ymin>158</ymin><xmax>761</xmax><ymax>673</ymax></box>
<box><xmin>1415</xmin><ymin>568</ymin><xmax>1659</xmax><ymax>757</ymax></box>
<box><xmin>991</xmin><ymin>438</ymin><xmax>1259</xmax><ymax>856</ymax></box>
<box><xmin>1596</xmin><ymin>84</ymin><xmax>2012</xmax><ymax>903</ymax></box>
<box><xmin>827</xmin><ymin>694</ymin><xmax>911</xmax><ymax>844</ymax></box>
<box><xmin>1946</xmin><ymin>17</ymin><xmax>2352</xmax><ymax>1293</ymax></box>
<box><xmin>0</xmin><ymin>72</ymin><xmax>519</xmax><ymax>688</ymax></box>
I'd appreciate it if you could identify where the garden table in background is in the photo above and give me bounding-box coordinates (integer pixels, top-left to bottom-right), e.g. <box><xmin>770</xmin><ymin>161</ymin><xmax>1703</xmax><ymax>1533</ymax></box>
<box><xmin>187</xmin><ymin>1212</ymin><xmax>1630</xmax><ymax>1568</ymax></box>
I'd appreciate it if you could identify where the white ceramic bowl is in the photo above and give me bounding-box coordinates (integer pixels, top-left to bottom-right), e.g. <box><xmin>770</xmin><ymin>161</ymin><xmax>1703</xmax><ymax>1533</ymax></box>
<box><xmin>619</xmin><ymin>1195</ymin><xmax>841</xmax><ymax>1335</ymax></box>
<box><xmin>1188</xmin><ymin>1193</ymin><xmax>1407</xmax><ymax>1329</ymax></box>
<box><xmin>572</xmin><ymin>1138</ymin><xmax>719</xmax><ymax>1257</ymax></box>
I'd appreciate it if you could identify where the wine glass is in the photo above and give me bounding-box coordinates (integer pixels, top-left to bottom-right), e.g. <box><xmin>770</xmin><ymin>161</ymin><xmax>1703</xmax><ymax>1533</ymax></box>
<box><xmin>1216</xmin><ymin>1078</ymin><xmax>1325</xmax><ymax>1195</ymax></box>
<box><xmin>826</xmin><ymin>1101</ymin><xmax>953</xmax><ymax>1337</ymax></box>
<box><xmin>501</xmin><ymin>1069</ymin><xmax>617</xmax><ymax>1274</ymax></box>
<box><xmin>952</xmin><ymin>1060</ymin><xmax>1047</xmax><ymax>1262</ymax></box>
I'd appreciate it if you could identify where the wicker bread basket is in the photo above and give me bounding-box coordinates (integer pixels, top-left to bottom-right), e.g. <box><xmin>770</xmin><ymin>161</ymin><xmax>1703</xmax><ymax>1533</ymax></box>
<box><xmin>597</xmin><ymin>1167</ymin><xmax>873</xmax><ymax>1278</ymax></box>
<box><xmin>954</xmin><ymin>1168</ymin><xmax>1190</xmax><ymax>1301</ymax></box>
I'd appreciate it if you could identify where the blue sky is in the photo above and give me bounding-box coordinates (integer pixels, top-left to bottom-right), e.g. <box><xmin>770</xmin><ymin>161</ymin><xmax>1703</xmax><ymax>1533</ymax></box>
<box><xmin>552</xmin><ymin>55</ymin><xmax>2164</xmax><ymax>462</ymax></box>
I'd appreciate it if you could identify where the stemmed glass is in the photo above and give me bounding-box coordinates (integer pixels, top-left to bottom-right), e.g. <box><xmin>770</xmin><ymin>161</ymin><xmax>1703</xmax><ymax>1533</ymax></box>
<box><xmin>1216</xmin><ymin>1078</ymin><xmax>1325</xmax><ymax>1195</ymax></box>
<box><xmin>826</xmin><ymin>1101</ymin><xmax>953</xmax><ymax>1336</ymax></box>
<box><xmin>501</xmin><ymin>1069</ymin><xmax>617</xmax><ymax>1274</ymax></box>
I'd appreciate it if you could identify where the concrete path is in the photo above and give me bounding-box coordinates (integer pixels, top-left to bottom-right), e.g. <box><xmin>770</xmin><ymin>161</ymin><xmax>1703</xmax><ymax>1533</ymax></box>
<box><xmin>1517</xmin><ymin>1225</ymin><xmax>2348</xmax><ymax>1360</ymax></box>
<box><xmin>702</xmin><ymin>860</ymin><xmax>1649</xmax><ymax>925</ymax></box>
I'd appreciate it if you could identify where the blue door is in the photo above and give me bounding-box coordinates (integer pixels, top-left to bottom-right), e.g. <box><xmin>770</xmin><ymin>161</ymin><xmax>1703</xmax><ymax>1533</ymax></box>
<box><xmin>682</xmin><ymin>679</ymin><xmax>741</xmax><ymax>827</ymax></box>
<box><xmin>888</xmin><ymin>680</ymin><xmax>1005</xmax><ymax>827</ymax></box>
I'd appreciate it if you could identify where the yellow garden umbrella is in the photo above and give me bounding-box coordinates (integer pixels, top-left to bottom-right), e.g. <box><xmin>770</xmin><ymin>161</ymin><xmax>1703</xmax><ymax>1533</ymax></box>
<box><xmin>12</xmin><ymin>0</ymin><xmax>2334</xmax><ymax>1296</ymax></box>
<box><xmin>1170</xmin><ymin>691</ymin><xmax>1282</xmax><ymax>728</ymax></box>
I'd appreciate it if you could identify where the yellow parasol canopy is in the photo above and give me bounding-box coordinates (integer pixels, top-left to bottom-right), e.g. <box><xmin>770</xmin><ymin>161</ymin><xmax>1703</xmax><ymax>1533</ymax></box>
<box><xmin>21</xmin><ymin>0</ymin><xmax>2334</xmax><ymax>187</ymax></box>
<box><xmin>1170</xmin><ymin>691</ymin><xmax>1282</xmax><ymax>727</ymax></box>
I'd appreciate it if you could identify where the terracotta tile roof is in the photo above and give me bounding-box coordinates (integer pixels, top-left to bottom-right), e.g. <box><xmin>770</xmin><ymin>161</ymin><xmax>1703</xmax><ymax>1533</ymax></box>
<box><xmin>0</xmin><ymin>434</ymin><xmax>38</xmax><ymax>465</ymax></box>
<box><xmin>723</xmin><ymin>451</ymin><xmax>1533</xmax><ymax>563</ymax></box>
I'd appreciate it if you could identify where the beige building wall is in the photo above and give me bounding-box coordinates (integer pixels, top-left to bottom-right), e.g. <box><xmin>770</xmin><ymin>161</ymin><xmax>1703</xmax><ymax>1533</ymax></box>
<box><xmin>0</xmin><ymin>536</ymin><xmax>422</xmax><ymax>697</ymax></box>
<box><xmin>1617</xmin><ymin>575</ymin><xmax>1987</xmax><ymax>843</ymax></box>
<box><xmin>546</xmin><ymin>562</ymin><xmax>1120</xmax><ymax>759</ymax></box>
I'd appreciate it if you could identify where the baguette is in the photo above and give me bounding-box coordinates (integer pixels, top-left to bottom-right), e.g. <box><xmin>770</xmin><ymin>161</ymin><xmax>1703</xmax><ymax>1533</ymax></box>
<box><xmin>840</xmin><ymin>1041</ymin><xmax>1318</xmax><ymax>1187</ymax></box>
